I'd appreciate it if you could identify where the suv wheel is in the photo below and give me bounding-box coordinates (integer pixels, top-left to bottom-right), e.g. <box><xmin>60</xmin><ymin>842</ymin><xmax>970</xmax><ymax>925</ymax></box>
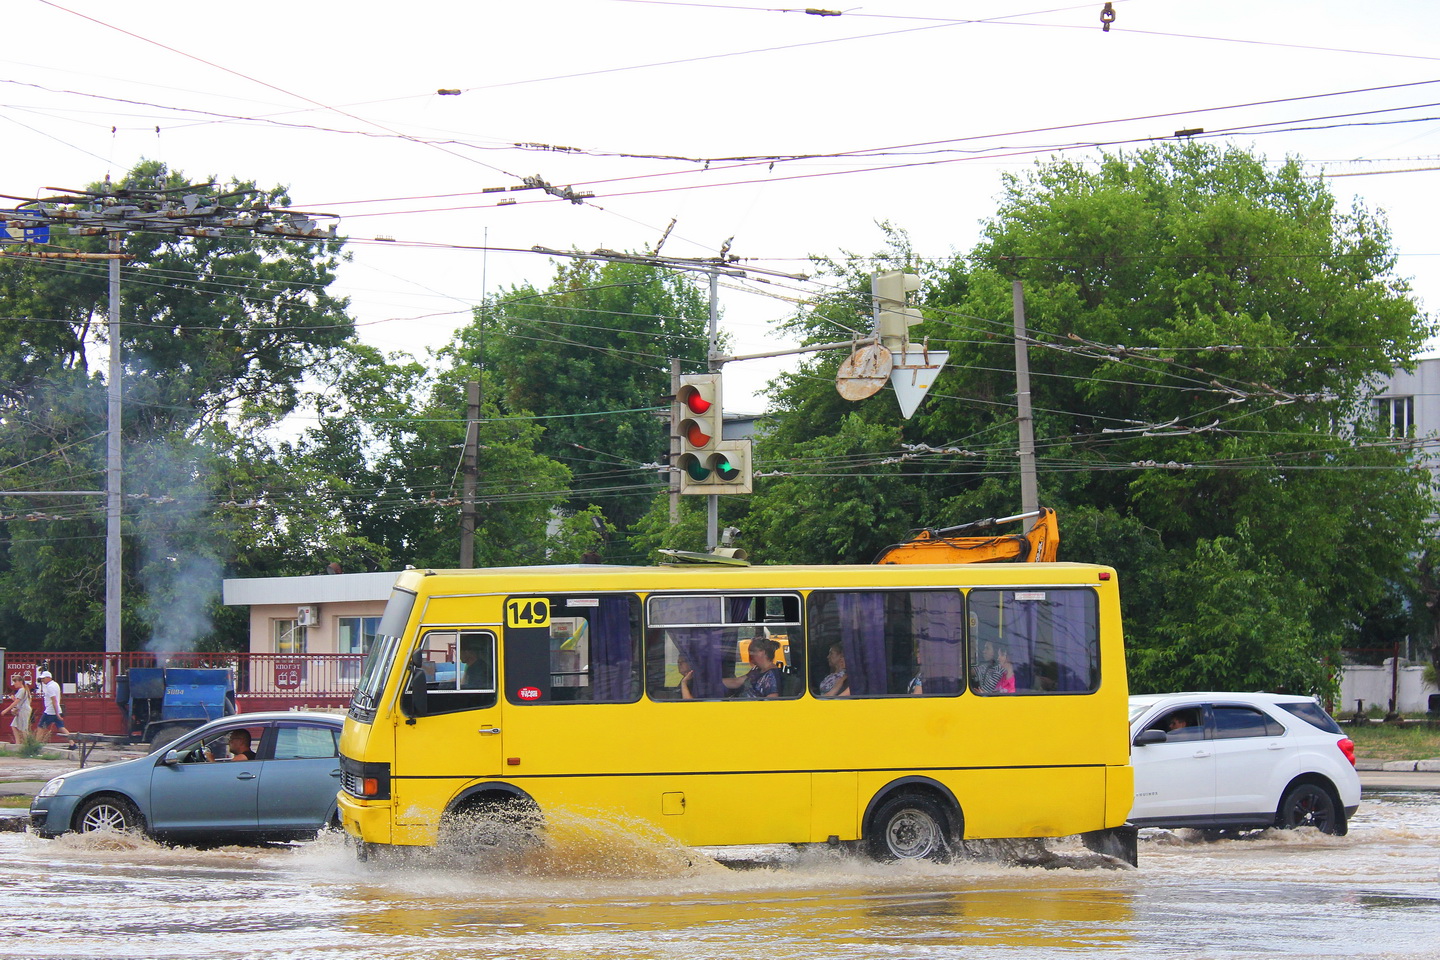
<box><xmin>1276</xmin><ymin>782</ymin><xmax>1345</xmax><ymax>835</ymax></box>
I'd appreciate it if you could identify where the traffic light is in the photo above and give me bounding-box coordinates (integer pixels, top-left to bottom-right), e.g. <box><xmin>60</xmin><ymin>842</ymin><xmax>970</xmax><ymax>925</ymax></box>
<box><xmin>872</xmin><ymin>270</ymin><xmax>923</xmax><ymax>351</ymax></box>
<box><xmin>673</xmin><ymin>373</ymin><xmax>753</xmax><ymax>494</ymax></box>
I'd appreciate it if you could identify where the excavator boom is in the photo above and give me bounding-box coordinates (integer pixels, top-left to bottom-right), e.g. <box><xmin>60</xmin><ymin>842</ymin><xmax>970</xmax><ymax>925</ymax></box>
<box><xmin>873</xmin><ymin>507</ymin><xmax>1058</xmax><ymax>564</ymax></box>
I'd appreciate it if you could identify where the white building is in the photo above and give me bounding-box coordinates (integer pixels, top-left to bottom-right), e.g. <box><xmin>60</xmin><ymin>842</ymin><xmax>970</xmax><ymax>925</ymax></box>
<box><xmin>1374</xmin><ymin>356</ymin><xmax>1440</xmax><ymax>483</ymax></box>
<box><xmin>222</xmin><ymin>571</ymin><xmax>400</xmax><ymax>658</ymax></box>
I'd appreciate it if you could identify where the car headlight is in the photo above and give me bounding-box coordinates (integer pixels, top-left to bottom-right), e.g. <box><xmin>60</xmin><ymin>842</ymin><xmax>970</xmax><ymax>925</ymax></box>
<box><xmin>36</xmin><ymin>777</ymin><xmax>66</xmax><ymax>799</ymax></box>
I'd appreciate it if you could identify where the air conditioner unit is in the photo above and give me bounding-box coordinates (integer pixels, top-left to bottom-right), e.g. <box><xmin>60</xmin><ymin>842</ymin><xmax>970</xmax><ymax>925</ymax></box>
<box><xmin>296</xmin><ymin>605</ymin><xmax>318</xmax><ymax>627</ymax></box>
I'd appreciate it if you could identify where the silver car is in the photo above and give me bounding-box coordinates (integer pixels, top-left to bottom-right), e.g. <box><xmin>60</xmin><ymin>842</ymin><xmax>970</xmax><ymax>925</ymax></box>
<box><xmin>1128</xmin><ymin>693</ymin><xmax>1361</xmax><ymax>835</ymax></box>
<box><xmin>30</xmin><ymin>712</ymin><xmax>344</xmax><ymax>842</ymax></box>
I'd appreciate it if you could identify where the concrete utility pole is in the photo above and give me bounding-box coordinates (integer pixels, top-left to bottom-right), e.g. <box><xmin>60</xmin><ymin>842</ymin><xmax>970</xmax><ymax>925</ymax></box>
<box><xmin>460</xmin><ymin>381</ymin><xmax>480</xmax><ymax>568</ymax></box>
<box><xmin>1013</xmin><ymin>281</ymin><xmax>1039</xmax><ymax>516</ymax></box>
<box><xmin>106</xmin><ymin>233</ymin><xmax>123</xmax><ymax>653</ymax></box>
<box><xmin>4</xmin><ymin>184</ymin><xmax>339</xmax><ymax>654</ymax></box>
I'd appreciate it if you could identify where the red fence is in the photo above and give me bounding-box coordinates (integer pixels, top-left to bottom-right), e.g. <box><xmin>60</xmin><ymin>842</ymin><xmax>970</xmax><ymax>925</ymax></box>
<box><xmin>3</xmin><ymin>651</ymin><xmax>363</xmax><ymax>739</ymax></box>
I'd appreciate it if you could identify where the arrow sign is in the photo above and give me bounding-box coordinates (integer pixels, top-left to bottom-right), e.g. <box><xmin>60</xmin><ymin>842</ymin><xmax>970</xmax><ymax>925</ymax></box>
<box><xmin>890</xmin><ymin>347</ymin><xmax>949</xmax><ymax>419</ymax></box>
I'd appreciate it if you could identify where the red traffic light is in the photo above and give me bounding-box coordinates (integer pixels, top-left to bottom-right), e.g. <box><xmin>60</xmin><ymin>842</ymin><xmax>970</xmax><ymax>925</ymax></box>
<box><xmin>677</xmin><ymin>383</ymin><xmax>713</xmax><ymax>414</ymax></box>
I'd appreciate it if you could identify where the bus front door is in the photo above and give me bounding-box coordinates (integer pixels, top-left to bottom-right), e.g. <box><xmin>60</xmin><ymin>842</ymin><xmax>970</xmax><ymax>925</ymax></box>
<box><xmin>393</xmin><ymin>629</ymin><xmax>503</xmax><ymax>827</ymax></box>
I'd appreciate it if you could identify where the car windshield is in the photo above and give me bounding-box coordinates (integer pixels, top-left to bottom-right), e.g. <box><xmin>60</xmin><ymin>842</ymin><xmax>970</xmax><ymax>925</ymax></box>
<box><xmin>1277</xmin><ymin>700</ymin><xmax>1342</xmax><ymax>733</ymax></box>
<box><xmin>1127</xmin><ymin>700</ymin><xmax>1153</xmax><ymax>722</ymax></box>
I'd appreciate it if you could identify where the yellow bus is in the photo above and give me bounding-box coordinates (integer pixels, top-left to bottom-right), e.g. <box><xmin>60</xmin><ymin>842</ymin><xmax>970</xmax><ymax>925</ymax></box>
<box><xmin>337</xmin><ymin>562</ymin><xmax>1133</xmax><ymax>863</ymax></box>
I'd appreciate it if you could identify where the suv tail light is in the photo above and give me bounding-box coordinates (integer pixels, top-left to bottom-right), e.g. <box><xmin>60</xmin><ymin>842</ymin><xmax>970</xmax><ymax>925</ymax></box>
<box><xmin>1336</xmin><ymin>737</ymin><xmax>1356</xmax><ymax>767</ymax></box>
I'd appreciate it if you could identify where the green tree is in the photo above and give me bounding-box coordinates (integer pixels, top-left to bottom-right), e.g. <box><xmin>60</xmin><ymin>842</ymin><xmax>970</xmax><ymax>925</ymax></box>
<box><xmin>458</xmin><ymin>257</ymin><xmax>713</xmax><ymax>550</ymax></box>
<box><xmin>285</xmin><ymin>343</ymin><xmax>599</xmax><ymax>569</ymax></box>
<box><xmin>748</xmin><ymin>144</ymin><xmax>1433</xmax><ymax>695</ymax></box>
<box><xmin>0</xmin><ymin>161</ymin><xmax>354</xmax><ymax>651</ymax></box>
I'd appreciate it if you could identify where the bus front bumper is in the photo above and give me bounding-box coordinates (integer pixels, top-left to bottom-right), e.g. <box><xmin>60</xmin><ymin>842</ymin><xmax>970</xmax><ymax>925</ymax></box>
<box><xmin>337</xmin><ymin>794</ymin><xmax>394</xmax><ymax>845</ymax></box>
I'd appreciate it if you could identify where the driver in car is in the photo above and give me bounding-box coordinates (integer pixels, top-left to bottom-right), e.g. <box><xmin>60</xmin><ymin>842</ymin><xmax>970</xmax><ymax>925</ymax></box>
<box><xmin>204</xmin><ymin>729</ymin><xmax>257</xmax><ymax>762</ymax></box>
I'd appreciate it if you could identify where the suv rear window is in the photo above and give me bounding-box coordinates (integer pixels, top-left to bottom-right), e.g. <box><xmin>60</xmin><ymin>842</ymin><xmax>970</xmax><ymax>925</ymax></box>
<box><xmin>1277</xmin><ymin>701</ymin><xmax>1342</xmax><ymax>733</ymax></box>
<box><xmin>1213</xmin><ymin>705</ymin><xmax>1284</xmax><ymax>739</ymax></box>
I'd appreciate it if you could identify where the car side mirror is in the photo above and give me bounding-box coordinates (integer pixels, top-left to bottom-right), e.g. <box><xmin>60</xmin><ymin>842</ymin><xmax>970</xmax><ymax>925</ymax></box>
<box><xmin>162</xmin><ymin>748</ymin><xmax>183</xmax><ymax>765</ymax></box>
<box><xmin>1134</xmin><ymin>729</ymin><xmax>1167</xmax><ymax>746</ymax></box>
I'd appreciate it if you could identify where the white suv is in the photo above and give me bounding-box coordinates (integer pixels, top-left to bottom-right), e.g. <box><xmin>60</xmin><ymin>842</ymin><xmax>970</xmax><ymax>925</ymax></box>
<box><xmin>1128</xmin><ymin>692</ymin><xmax>1360</xmax><ymax>835</ymax></box>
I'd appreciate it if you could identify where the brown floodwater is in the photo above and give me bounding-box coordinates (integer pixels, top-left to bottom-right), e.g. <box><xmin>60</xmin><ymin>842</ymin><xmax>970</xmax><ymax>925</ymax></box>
<box><xmin>4</xmin><ymin>791</ymin><xmax>1437</xmax><ymax>960</ymax></box>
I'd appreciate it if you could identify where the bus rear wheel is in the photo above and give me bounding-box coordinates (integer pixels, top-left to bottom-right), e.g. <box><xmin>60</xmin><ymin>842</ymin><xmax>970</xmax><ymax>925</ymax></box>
<box><xmin>867</xmin><ymin>793</ymin><xmax>954</xmax><ymax>862</ymax></box>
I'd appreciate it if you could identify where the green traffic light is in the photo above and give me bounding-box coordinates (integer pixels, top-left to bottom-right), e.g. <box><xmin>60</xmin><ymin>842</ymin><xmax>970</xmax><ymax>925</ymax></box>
<box><xmin>686</xmin><ymin>461</ymin><xmax>711</xmax><ymax>482</ymax></box>
<box><xmin>713</xmin><ymin>455</ymin><xmax>739</xmax><ymax>482</ymax></box>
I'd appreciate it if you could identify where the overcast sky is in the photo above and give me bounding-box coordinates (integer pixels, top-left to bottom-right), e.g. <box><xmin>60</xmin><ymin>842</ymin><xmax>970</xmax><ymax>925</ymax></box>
<box><xmin>5</xmin><ymin>0</ymin><xmax>1438</xmax><ymax>412</ymax></box>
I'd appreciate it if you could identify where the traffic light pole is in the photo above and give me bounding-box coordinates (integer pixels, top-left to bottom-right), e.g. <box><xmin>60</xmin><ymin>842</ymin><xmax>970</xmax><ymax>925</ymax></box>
<box><xmin>707</xmin><ymin>270</ymin><xmax>721</xmax><ymax>550</ymax></box>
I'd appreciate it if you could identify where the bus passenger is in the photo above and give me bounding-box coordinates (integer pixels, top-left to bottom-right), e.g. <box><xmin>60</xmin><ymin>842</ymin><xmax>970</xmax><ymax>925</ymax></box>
<box><xmin>993</xmin><ymin>647</ymin><xmax>1016</xmax><ymax>693</ymax></box>
<box><xmin>908</xmin><ymin>646</ymin><xmax>924</xmax><ymax>695</ymax></box>
<box><xmin>722</xmin><ymin>637</ymin><xmax>781</xmax><ymax>699</ymax></box>
<box><xmin>677</xmin><ymin>655</ymin><xmax>695</xmax><ymax>700</ymax></box>
<box><xmin>819</xmin><ymin>643</ymin><xmax>849</xmax><ymax>697</ymax></box>
<box><xmin>975</xmin><ymin>641</ymin><xmax>1003</xmax><ymax>692</ymax></box>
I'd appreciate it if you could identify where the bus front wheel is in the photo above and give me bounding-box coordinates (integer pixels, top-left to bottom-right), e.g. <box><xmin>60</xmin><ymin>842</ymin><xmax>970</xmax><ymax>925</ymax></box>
<box><xmin>867</xmin><ymin>793</ymin><xmax>954</xmax><ymax>862</ymax></box>
<box><xmin>441</xmin><ymin>797</ymin><xmax>542</xmax><ymax>855</ymax></box>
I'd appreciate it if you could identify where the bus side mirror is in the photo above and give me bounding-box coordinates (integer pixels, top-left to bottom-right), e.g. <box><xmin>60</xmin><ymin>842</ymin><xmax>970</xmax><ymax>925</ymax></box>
<box><xmin>1134</xmin><ymin>729</ymin><xmax>1167</xmax><ymax>746</ymax></box>
<box><xmin>405</xmin><ymin>653</ymin><xmax>428</xmax><ymax>722</ymax></box>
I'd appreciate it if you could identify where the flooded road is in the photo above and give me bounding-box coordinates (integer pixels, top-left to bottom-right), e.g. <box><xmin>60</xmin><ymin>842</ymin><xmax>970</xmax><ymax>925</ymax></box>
<box><xmin>4</xmin><ymin>791</ymin><xmax>1437</xmax><ymax>960</ymax></box>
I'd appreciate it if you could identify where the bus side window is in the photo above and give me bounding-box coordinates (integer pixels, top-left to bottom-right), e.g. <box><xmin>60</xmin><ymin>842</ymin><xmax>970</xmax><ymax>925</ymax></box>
<box><xmin>504</xmin><ymin>594</ymin><xmax>642</xmax><ymax>705</ymax></box>
<box><xmin>415</xmin><ymin>630</ymin><xmax>497</xmax><ymax>715</ymax></box>
<box><xmin>645</xmin><ymin>593</ymin><xmax>804</xmax><ymax>701</ymax></box>
<box><xmin>968</xmin><ymin>589</ymin><xmax>1099</xmax><ymax>695</ymax></box>
<box><xmin>806</xmin><ymin>590</ymin><xmax>963</xmax><ymax>698</ymax></box>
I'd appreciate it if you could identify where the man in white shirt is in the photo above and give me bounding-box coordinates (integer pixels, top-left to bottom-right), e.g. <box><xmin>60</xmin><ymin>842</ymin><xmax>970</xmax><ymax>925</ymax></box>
<box><xmin>36</xmin><ymin>670</ymin><xmax>71</xmax><ymax>738</ymax></box>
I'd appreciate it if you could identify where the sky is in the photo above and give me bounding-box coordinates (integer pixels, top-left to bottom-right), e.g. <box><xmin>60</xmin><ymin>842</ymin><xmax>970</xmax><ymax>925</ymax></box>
<box><xmin>4</xmin><ymin>0</ymin><xmax>1439</xmax><ymax>414</ymax></box>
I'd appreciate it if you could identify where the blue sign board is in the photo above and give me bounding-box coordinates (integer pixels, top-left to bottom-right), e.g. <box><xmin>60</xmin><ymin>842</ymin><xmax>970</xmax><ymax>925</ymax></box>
<box><xmin>0</xmin><ymin>209</ymin><xmax>50</xmax><ymax>244</ymax></box>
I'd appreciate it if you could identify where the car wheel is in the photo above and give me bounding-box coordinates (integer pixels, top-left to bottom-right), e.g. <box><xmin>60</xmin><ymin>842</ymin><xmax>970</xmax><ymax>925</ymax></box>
<box><xmin>1276</xmin><ymin>782</ymin><xmax>1344</xmax><ymax>835</ymax></box>
<box><xmin>75</xmin><ymin>795</ymin><xmax>143</xmax><ymax>834</ymax></box>
<box><xmin>867</xmin><ymin>793</ymin><xmax>954</xmax><ymax>862</ymax></box>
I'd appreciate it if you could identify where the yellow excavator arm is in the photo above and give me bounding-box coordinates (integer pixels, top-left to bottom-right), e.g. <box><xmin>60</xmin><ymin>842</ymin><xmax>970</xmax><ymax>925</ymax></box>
<box><xmin>873</xmin><ymin>508</ymin><xmax>1058</xmax><ymax>564</ymax></box>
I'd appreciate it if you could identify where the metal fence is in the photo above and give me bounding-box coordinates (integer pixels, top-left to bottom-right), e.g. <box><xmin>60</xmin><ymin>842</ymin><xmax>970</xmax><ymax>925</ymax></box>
<box><xmin>3</xmin><ymin>651</ymin><xmax>364</xmax><ymax>703</ymax></box>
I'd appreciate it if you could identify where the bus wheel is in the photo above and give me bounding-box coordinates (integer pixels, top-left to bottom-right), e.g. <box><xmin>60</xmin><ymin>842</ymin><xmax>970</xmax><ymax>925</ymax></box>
<box><xmin>867</xmin><ymin>793</ymin><xmax>953</xmax><ymax>862</ymax></box>
<box><xmin>441</xmin><ymin>798</ymin><xmax>542</xmax><ymax>855</ymax></box>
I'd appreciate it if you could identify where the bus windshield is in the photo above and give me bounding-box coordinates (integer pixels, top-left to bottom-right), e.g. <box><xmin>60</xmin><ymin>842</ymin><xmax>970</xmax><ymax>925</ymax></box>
<box><xmin>349</xmin><ymin>588</ymin><xmax>416</xmax><ymax>720</ymax></box>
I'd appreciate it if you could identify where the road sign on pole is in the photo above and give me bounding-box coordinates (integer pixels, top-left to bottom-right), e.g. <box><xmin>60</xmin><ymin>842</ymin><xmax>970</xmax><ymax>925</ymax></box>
<box><xmin>889</xmin><ymin>347</ymin><xmax>949</xmax><ymax>418</ymax></box>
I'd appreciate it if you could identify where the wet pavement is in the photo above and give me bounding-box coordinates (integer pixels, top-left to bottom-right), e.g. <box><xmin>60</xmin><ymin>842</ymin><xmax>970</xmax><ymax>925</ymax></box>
<box><xmin>1</xmin><ymin>789</ymin><xmax>1436</xmax><ymax>960</ymax></box>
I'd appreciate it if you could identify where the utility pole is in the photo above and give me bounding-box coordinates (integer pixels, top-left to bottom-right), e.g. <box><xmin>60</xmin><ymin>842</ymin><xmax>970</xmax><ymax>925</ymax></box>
<box><xmin>106</xmin><ymin>233</ymin><xmax>122</xmax><ymax>654</ymax></box>
<box><xmin>1013</xmin><ymin>281</ymin><xmax>1039</xmax><ymax>516</ymax></box>
<box><xmin>460</xmin><ymin>381</ymin><xmax>479</xmax><ymax>568</ymax></box>
<box><xmin>6</xmin><ymin>183</ymin><xmax>339</xmax><ymax>654</ymax></box>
